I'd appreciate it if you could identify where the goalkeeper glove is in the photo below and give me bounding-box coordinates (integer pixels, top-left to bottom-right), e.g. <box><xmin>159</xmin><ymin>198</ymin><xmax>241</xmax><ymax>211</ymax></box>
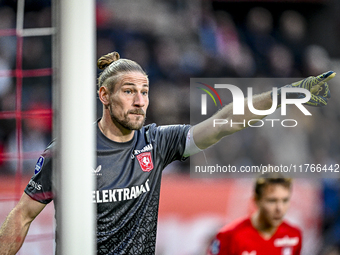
<box><xmin>275</xmin><ymin>71</ymin><xmax>336</xmax><ymax>107</ymax></box>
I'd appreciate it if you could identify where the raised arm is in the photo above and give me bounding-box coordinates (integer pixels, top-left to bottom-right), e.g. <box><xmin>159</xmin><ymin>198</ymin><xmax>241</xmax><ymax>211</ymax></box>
<box><xmin>0</xmin><ymin>193</ymin><xmax>46</xmax><ymax>255</ymax></box>
<box><xmin>193</xmin><ymin>91</ymin><xmax>272</xmax><ymax>149</ymax></box>
<box><xmin>192</xmin><ymin>71</ymin><xmax>336</xmax><ymax>150</ymax></box>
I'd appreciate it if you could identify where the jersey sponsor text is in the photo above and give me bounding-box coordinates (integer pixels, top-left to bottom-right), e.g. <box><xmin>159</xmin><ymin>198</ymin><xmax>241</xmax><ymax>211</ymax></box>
<box><xmin>92</xmin><ymin>179</ymin><xmax>150</xmax><ymax>203</ymax></box>
<box><xmin>242</xmin><ymin>251</ymin><xmax>257</xmax><ymax>255</ymax></box>
<box><xmin>274</xmin><ymin>236</ymin><xmax>299</xmax><ymax>247</ymax></box>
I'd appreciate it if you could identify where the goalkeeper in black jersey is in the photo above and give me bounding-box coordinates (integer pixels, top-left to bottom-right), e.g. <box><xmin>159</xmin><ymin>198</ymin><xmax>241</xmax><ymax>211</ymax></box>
<box><xmin>0</xmin><ymin>51</ymin><xmax>336</xmax><ymax>254</ymax></box>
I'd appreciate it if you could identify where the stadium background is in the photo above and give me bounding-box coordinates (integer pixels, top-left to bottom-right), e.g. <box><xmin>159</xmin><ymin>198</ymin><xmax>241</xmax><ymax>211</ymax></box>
<box><xmin>0</xmin><ymin>0</ymin><xmax>340</xmax><ymax>254</ymax></box>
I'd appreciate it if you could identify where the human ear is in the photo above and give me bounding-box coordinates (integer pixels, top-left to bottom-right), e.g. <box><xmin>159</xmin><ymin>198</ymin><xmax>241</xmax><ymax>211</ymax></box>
<box><xmin>99</xmin><ymin>86</ymin><xmax>110</xmax><ymax>106</ymax></box>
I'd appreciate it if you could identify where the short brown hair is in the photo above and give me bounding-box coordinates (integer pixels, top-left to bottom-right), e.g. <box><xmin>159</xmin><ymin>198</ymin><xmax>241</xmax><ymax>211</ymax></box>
<box><xmin>254</xmin><ymin>173</ymin><xmax>292</xmax><ymax>199</ymax></box>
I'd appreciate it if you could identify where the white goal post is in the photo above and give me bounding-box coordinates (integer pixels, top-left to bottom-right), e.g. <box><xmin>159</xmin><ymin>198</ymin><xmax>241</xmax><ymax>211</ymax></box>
<box><xmin>53</xmin><ymin>0</ymin><xmax>96</xmax><ymax>254</ymax></box>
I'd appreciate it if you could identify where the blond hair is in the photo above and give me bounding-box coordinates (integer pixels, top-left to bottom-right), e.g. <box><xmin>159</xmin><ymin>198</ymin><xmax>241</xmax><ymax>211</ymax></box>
<box><xmin>97</xmin><ymin>52</ymin><xmax>147</xmax><ymax>92</ymax></box>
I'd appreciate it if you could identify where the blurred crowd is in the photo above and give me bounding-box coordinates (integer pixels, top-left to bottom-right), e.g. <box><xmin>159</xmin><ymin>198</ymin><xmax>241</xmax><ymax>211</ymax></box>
<box><xmin>0</xmin><ymin>0</ymin><xmax>339</xmax><ymax>254</ymax></box>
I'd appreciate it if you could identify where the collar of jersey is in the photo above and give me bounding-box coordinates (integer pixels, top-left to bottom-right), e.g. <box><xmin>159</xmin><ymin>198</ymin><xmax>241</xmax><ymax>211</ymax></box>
<box><xmin>96</xmin><ymin>119</ymin><xmax>139</xmax><ymax>148</ymax></box>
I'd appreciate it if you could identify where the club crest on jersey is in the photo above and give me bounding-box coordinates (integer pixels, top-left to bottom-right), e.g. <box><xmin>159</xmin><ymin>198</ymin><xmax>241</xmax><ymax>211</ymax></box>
<box><xmin>136</xmin><ymin>152</ymin><xmax>154</xmax><ymax>172</ymax></box>
<box><xmin>34</xmin><ymin>156</ymin><xmax>45</xmax><ymax>175</ymax></box>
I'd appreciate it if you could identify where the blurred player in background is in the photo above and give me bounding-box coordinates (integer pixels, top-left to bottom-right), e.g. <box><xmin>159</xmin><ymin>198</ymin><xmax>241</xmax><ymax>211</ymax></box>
<box><xmin>208</xmin><ymin>173</ymin><xmax>302</xmax><ymax>255</ymax></box>
<box><xmin>0</xmin><ymin>51</ymin><xmax>335</xmax><ymax>254</ymax></box>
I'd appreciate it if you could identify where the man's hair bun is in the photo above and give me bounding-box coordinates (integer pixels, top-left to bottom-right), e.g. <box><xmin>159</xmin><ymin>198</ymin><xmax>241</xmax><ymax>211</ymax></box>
<box><xmin>97</xmin><ymin>52</ymin><xmax>120</xmax><ymax>70</ymax></box>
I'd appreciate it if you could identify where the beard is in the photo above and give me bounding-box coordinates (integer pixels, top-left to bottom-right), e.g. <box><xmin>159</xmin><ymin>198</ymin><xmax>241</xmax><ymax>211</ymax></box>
<box><xmin>109</xmin><ymin>105</ymin><xmax>146</xmax><ymax>130</ymax></box>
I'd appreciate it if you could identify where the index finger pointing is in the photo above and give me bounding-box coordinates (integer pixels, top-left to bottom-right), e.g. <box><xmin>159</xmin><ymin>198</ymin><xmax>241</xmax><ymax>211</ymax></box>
<box><xmin>318</xmin><ymin>71</ymin><xmax>336</xmax><ymax>83</ymax></box>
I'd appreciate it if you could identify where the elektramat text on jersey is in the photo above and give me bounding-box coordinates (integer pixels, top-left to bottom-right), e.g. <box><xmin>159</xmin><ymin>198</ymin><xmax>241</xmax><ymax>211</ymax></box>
<box><xmin>92</xmin><ymin>179</ymin><xmax>150</xmax><ymax>203</ymax></box>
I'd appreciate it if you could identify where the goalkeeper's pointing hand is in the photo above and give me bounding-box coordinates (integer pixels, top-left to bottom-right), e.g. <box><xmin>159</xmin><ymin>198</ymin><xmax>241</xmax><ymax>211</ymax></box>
<box><xmin>277</xmin><ymin>71</ymin><xmax>336</xmax><ymax>107</ymax></box>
